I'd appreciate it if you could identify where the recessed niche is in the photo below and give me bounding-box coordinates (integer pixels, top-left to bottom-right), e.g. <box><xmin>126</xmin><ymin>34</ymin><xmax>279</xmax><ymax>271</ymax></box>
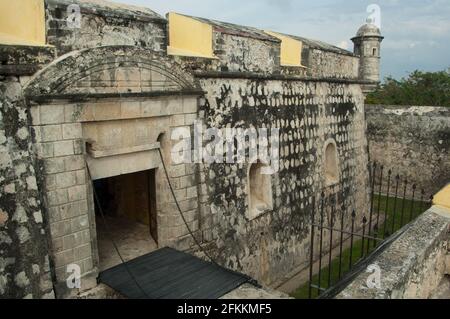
<box><xmin>247</xmin><ymin>161</ymin><xmax>273</xmax><ymax>220</ymax></box>
<box><xmin>324</xmin><ymin>139</ymin><xmax>339</xmax><ymax>186</ymax></box>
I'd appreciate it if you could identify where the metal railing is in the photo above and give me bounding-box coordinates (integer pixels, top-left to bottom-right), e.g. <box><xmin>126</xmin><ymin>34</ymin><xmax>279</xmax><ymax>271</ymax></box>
<box><xmin>307</xmin><ymin>163</ymin><xmax>433</xmax><ymax>299</ymax></box>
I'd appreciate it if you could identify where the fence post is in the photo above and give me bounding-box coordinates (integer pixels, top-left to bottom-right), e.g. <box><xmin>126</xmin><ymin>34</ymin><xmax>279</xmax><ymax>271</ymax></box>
<box><xmin>308</xmin><ymin>200</ymin><xmax>316</xmax><ymax>299</ymax></box>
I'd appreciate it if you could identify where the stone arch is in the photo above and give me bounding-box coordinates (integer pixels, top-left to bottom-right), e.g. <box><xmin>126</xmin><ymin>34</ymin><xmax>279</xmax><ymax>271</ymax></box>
<box><xmin>24</xmin><ymin>45</ymin><xmax>200</xmax><ymax>97</ymax></box>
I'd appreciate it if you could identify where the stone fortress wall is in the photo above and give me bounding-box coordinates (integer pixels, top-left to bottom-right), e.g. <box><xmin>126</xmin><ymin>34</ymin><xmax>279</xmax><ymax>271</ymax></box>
<box><xmin>366</xmin><ymin>105</ymin><xmax>450</xmax><ymax>195</ymax></box>
<box><xmin>0</xmin><ymin>0</ymin><xmax>381</xmax><ymax>298</ymax></box>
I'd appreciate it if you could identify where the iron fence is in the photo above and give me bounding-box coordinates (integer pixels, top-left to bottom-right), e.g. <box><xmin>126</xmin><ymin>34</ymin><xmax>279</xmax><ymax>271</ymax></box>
<box><xmin>307</xmin><ymin>162</ymin><xmax>434</xmax><ymax>299</ymax></box>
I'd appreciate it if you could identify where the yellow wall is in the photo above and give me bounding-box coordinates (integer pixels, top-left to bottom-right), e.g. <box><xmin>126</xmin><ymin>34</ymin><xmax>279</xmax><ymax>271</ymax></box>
<box><xmin>167</xmin><ymin>12</ymin><xmax>215</xmax><ymax>59</ymax></box>
<box><xmin>433</xmin><ymin>184</ymin><xmax>450</xmax><ymax>210</ymax></box>
<box><xmin>265</xmin><ymin>31</ymin><xmax>304</xmax><ymax>67</ymax></box>
<box><xmin>0</xmin><ymin>0</ymin><xmax>46</xmax><ymax>46</ymax></box>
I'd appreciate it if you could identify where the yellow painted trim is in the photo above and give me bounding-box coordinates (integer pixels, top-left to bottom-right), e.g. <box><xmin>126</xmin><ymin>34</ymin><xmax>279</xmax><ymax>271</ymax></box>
<box><xmin>0</xmin><ymin>0</ymin><xmax>46</xmax><ymax>46</ymax></box>
<box><xmin>168</xmin><ymin>12</ymin><xmax>215</xmax><ymax>59</ymax></box>
<box><xmin>265</xmin><ymin>31</ymin><xmax>305</xmax><ymax>67</ymax></box>
<box><xmin>167</xmin><ymin>46</ymin><xmax>218</xmax><ymax>60</ymax></box>
<box><xmin>433</xmin><ymin>184</ymin><xmax>450</xmax><ymax>210</ymax></box>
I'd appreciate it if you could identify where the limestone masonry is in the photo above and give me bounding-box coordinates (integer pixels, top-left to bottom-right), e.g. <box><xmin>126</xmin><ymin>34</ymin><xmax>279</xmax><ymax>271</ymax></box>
<box><xmin>0</xmin><ymin>0</ymin><xmax>385</xmax><ymax>298</ymax></box>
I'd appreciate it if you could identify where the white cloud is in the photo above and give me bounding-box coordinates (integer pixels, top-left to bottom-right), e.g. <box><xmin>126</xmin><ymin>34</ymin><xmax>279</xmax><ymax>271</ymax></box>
<box><xmin>337</xmin><ymin>40</ymin><xmax>350</xmax><ymax>50</ymax></box>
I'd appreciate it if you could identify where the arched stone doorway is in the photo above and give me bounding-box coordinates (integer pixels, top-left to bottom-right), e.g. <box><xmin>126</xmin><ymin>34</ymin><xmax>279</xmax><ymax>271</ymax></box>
<box><xmin>24</xmin><ymin>46</ymin><xmax>203</xmax><ymax>297</ymax></box>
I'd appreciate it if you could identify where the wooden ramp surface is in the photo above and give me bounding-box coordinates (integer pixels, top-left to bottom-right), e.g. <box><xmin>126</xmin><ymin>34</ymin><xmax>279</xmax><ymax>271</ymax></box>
<box><xmin>99</xmin><ymin>247</ymin><xmax>250</xmax><ymax>299</ymax></box>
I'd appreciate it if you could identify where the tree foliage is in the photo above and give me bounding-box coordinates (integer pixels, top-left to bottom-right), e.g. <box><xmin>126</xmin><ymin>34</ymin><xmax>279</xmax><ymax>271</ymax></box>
<box><xmin>366</xmin><ymin>69</ymin><xmax>450</xmax><ymax>107</ymax></box>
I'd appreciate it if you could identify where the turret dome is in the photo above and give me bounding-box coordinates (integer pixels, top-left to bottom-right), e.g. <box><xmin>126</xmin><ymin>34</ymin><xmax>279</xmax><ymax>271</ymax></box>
<box><xmin>355</xmin><ymin>22</ymin><xmax>382</xmax><ymax>38</ymax></box>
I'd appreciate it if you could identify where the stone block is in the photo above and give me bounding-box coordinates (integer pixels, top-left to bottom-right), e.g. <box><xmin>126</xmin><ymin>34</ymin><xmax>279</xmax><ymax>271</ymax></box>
<box><xmin>64</xmin><ymin>104</ymin><xmax>81</xmax><ymax>123</ymax></box>
<box><xmin>55</xmin><ymin>171</ymin><xmax>77</xmax><ymax>188</ymax></box>
<box><xmin>202</xmin><ymin>229</ymin><xmax>214</xmax><ymax>242</ymax></box>
<box><xmin>170</xmin><ymin>114</ymin><xmax>185</xmax><ymax>127</ymax></box>
<box><xmin>64</xmin><ymin>155</ymin><xmax>85</xmax><ymax>171</ymax></box>
<box><xmin>47</xmin><ymin>189</ymin><xmax>68</xmax><ymax>207</ymax></box>
<box><xmin>72</xmin><ymin>229</ymin><xmax>91</xmax><ymax>248</ymax></box>
<box><xmin>70</xmin><ymin>215</ymin><xmax>90</xmax><ymax>234</ymax></box>
<box><xmin>141</xmin><ymin>99</ymin><xmax>165</xmax><ymax>117</ymax></box>
<box><xmin>48</xmin><ymin>207</ymin><xmax>61</xmax><ymax>224</ymax></box>
<box><xmin>184</xmin><ymin>113</ymin><xmax>197</xmax><ymax>126</ymax></box>
<box><xmin>80</xmin><ymin>257</ymin><xmax>94</xmax><ymax>275</ymax></box>
<box><xmin>173</xmin><ymin>188</ymin><xmax>187</xmax><ymax>201</ymax></box>
<box><xmin>59</xmin><ymin>200</ymin><xmax>88</xmax><ymax>220</ymax></box>
<box><xmin>445</xmin><ymin>254</ymin><xmax>450</xmax><ymax>275</ymax></box>
<box><xmin>167</xmin><ymin>98</ymin><xmax>183</xmax><ymax>115</ymax></box>
<box><xmin>54</xmin><ymin>140</ymin><xmax>74</xmax><ymax>157</ymax></box>
<box><xmin>31</xmin><ymin>126</ymin><xmax>42</xmax><ymax>142</ymax></box>
<box><xmin>52</xmin><ymin>237</ymin><xmax>63</xmax><ymax>253</ymax></box>
<box><xmin>170</xmin><ymin>164</ymin><xmax>186</xmax><ymax>178</ymax></box>
<box><xmin>183</xmin><ymin>97</ymin><xmax>198</xmax><ymax>113</ymax></box>
<box><xmin>62</xmin><ymin>123</ymin><xmax>82</xmax><ymax>140</ymax></box>
<box><xmin>186</xmin><ymin>186</ymin><xmax>198</xmax><ymax>199</ymax></box>
<box><xmin>62</xmin><ymin>234</ymin><xmax>75</xmax><ymax>251</ymax></box>
<box><xmin>75</xmin><ymin>169</ymin><xmax>86</xmax><ymax>185</ymax></box>
<box><xmin>73</xmin><ymin>140</ymin><xmax>85</xmax><ymax>155</ymax></box>
<box><xmin>54</xmin><ymin>266</ymin><xmax>68</xmax><ymax>282</ymax></box>
<box><xmin>41</xmin><ymin>125</ymin><xmax>62</xmax><ymax>142</ymax></box>
<box><xmin>179</xmin><ymin>198</ymin><xmax>198</xmax><ymax>212</ymax></box>
<box><xmin>116</xmin><ymin>68</ymin><xmax>141</xmax><ymax>87</ymax></box>
<box><xmin>50</xmin><ymin>220</ymin><xmax>72</xmax><ymax>239</ymax></box>
<box><xmin>53</xmin><ymin>249</ymin><xmax>74</xmax><ymax>268</ymax></box>
<box><xmin>170</xmin><ymin>234</ymin><xmax>194</xmax><ymax>251</ymax></box>
<box><xmin>185</xmin><ymin>164</ymin><xmax>196</xmax><ymax>175</ymax></box>
<box><xmin>79</xmin><ymin>104</ymin><xmax>95</xmax><ymax>122</ymax></box>
<box><xmin>67</xmin><ymin>185</ymin><xmax>87</xmax><ymax>202</ymax></box>
<box><xmin>30</xmin><ymin>106</ymin><xmax>40</xmax><ymax>125</ymax></box>
<box><xmin>36</xmin><ymin>143</ymin><xmax>54</xmax><ymax>158</ymax></box>
<box><xmin>121</xmin><ymin>101</ymin><xmax>141</xmax><ymax>119</ymax></box>
<box><xmin>176</xmin><ymin>175</ymin><xmax>197</xmax><ymax>189</ymax></box>
<box><xmin>73</xmin><ymin>243</ymin><xmax>92</xmax><ymax>261</ymax></box>
<box><xmin>45</xmin><ymin>175</ymin><xmax>57</xmax><ymax>191</ymax></box>
<box><xmin>93</xmin><ymin>102</ymin><xmax>121</xmax><ymax>121</ymax></box>
<box><xmin>40</xmin><ymin>105</ymin><xmax>65</xmax><ymax>125</ymax></box>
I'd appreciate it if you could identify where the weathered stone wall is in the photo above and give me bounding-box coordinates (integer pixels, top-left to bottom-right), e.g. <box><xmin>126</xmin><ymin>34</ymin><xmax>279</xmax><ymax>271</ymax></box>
<box><xmin>1</xmin><ymin>1</ymin><xmax>374</xmax><ymax>298</ymax></box>
<box><xmin>196</xmin><ymin>77</ymin><xmax>370</xmax><ymax>285</ymax></box>
<box><xmin>0</xmin><ymin>77</ymin><xmax>54</xmax><ymax>299</ymax></box>
<box><xmin>45</xmin><ymin>0</ymin><xmax>167</xmax><ymax>55</ymax></box>
<box><xmin>366</xmin><ymin>105</ymin><xmax>450</xmax><ymax>194</ymax></box>
<box><xmin>213</xmin><ymin>33</ymin><xmax>280</xmax><ymax>74</ymax></box>
<box><xmin>337</xmin><ymin>205</ymin><xmax>450</xmax><ymax>299</ymax></box>
<box><xmin>306</xmin><ymin>49</ymin><xmax>359</xmax><ymax>79</ymax></box>
<box><xmin>172</xmin><ymin>24</ymin><xmax>358</xmax><ymax>80</ymax></box>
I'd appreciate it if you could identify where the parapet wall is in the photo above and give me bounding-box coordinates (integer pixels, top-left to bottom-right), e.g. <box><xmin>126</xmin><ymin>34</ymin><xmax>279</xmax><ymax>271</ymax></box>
<box><xmin>337</xmin><ymin>187</ymin><xmax>450</xmax><ymax>299</ymax></box>
<box><xmin>45</xmin><ymin>0</ymin><xmax>167</xmax><ymax>55</ymax></box>
<box><xmin>366</xmin><ymin>105</ymin><xmax>450</xmax><ymax>194</ymax></box>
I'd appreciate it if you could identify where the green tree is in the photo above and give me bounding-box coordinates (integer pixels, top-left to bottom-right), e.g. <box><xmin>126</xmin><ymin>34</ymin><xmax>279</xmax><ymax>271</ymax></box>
<box><xmin>366</xmin><ymin>69</ymin><xmax>450</xmax><ymax>107</ymax></box>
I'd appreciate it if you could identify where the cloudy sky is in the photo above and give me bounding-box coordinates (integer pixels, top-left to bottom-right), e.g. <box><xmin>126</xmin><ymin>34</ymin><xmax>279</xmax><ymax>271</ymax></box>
<box><xmin>114</xmin><ymin>0</ymin><xmax>449</xmax><ymax>80</ymax></box>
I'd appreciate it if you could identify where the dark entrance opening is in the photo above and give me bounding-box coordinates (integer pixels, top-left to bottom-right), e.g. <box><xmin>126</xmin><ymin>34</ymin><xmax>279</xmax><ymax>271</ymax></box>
<box><xmin>94</xmin><ymin>170</ymin><xmax>158</xmax><ymax>271</ymax></box>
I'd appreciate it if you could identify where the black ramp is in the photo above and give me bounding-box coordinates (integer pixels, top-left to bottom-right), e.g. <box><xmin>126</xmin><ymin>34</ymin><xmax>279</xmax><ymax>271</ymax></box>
<box><xmin>99</xmin><ymin>247</ymin><xmax>251</xmax><ymax>299</ymax></box>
